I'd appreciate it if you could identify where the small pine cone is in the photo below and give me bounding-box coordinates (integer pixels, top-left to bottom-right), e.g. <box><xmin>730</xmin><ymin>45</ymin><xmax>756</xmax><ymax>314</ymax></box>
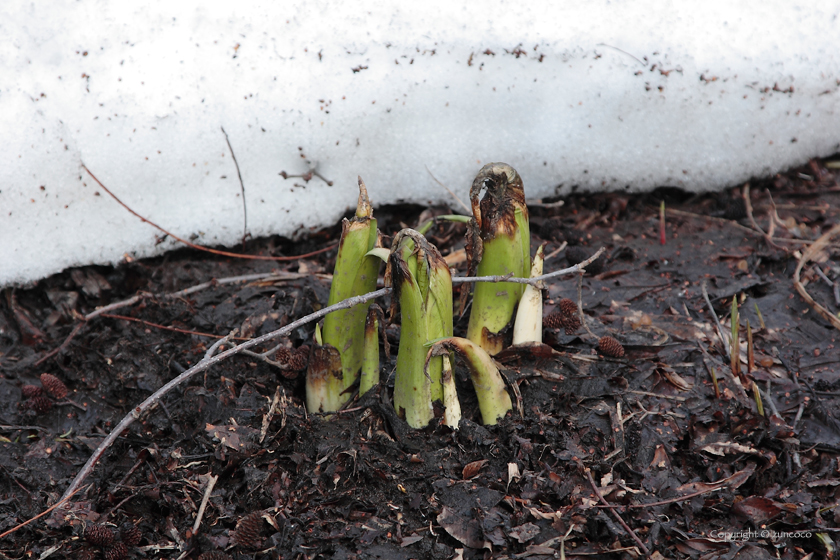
<box><xmin>104</xmin><ymin>542</ymin><xmax>129</xmax><ymax>560</ymax></box>
<box><xmin>119</xmin><ymin>522</ymin><xmax>142</xmax><ymax>546</ymax></box>
<box><xmin>198</xmin><ymin>553</ymin><xmax>234</xmax><ymax>560</ymax></box>
<box><xmin>557</xmin><ymin>298</ymin><xmax>578</xmax><ymax>317</ymax></box>
<box><xmin>21</xmin><ymin>385</ymin><xmax>44</xmax><ymax>398</ymax></box>
<box><xmin>40</xmin><ymin>373</ymin><xmax>68</xmax><ymax>399</ymax></box>
<box><xmin>543</xmin><ymin>312</ymin><xmax>564</xmax><ymax>330</ymax></box>
<box><xmin>543</xmin><ymin>311</ymin><xmax>580</xmax><ymax>336</ymax></box>
<box><xmin>562</xmin><ymin>315</ymin><xmax>582</xmax><ymax>335</ymax></box>
<box><xmin>232</xmin><ymin>511</ymin><xmax>264</xmax><ymax>549</ymax></box>
<box><xmin>288</xmin><ymin>346</ymin><xmax>310</xmax><ymax>371</ymax></box>
<box><xmin>275</xmin><ymin>346</ymin><xmax>292</xmax><ymax>364</ymax></box>
<box><xmin>544</xmin><ymin>312</ymin><xmax>580</xmax><ymax>335</ymax></box>
<box><xmin>28</xmin><ymin>395</ymin><xmax>54</xmax><ymax>414</ymax></box>
<box><xmin>84</xmin><ymin>524</ymin><xmax>116</xmax><ymax>547</ymax></box>
<box><xmin>598</xmin><ymin>336</ymin><xmax>625</xmax><ymax>358</ymax></box>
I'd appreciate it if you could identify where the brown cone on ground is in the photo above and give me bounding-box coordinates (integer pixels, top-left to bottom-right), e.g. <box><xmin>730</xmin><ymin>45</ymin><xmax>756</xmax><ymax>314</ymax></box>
<box><xmin>275</xmin><ymin>346</ymin><xmax>292</xmax><ymax>363</ymax></box>
<box><xmin>544</xmin><ymin>312</ymin><xmax>581</xmax><ymax>335</ymax></box>
<box><xmin>598</xmin><ymin>336</ymin><xmax>625</xmax><ymax>358</ymax></box>
<box><xmin>119</xmin><ymin>522</ymin><xmax>142</xmax><ymax>546</ymax></box>
<box><xmin>28</xmin><ymin>395</ymin><xmax>54</xmax><ymax>414</ymax></box>
<box><xmin>288</xmin><ymin>346</ymin><xmax>310</xmax><ymax>371</ymax></box>
<box><xmin>557</xmin><ymin>298</ymin><xmax>578</xmax><ymax>317</ymax></box>
<box><xmin>84</xmin><ymin>524</ymin><xmax>116</xmax><ymax>547</ymax></box>
<box><xmin>40</xmin><ymin>373</ymin><xmax>68</xmax><ymax>399</ymax></box>
<box><xmin>232</xmin><ymin>511</ymin><xmax>264</xmax><ymax>549</ymax></box>
<box><xmin>104</xmin><ymin>542</ymin><xmax>128</xmax><ymax>560</ymax></box>
<box><xmin>21</xmin><ymin>385</ymin><xmax>44</xmax><ymax>398</ymax></box>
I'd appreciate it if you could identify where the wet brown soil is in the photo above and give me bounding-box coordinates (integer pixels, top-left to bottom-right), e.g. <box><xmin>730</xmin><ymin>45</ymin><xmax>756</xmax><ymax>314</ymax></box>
<box><xmin>2</xmin><ymin>159</ymin><xmax>840</xmax><ymax>559</ymax></box>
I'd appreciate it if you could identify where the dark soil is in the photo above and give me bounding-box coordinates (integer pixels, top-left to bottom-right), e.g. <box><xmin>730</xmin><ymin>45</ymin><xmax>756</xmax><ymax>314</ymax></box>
<box><xmin>2</xmin><ymin>159</ymin><xmax>840</xmax><ymax>560</ymax></box>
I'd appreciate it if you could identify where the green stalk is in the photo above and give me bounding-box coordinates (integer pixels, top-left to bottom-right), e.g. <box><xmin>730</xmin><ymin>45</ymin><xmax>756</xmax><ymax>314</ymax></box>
<box><xmin>464</xmin><ymin>163</ymin><xmax>530</xmax><ymax>355</ymax></box>
<box><xmin>306</xmin><ymin>177</ymin><xmax>381</xmax><ymax>413</ymax></box>
<box><xmin>427</xmin><ymin>337</ymin><xmax>512</xmax><ymax>425</ymax></box>
<box><xmin>387</xmin><ymin>229</ymin><xmax>453</xmax><ymax>428</ymax></box>
<box><xmin>305</xmin><ymin>323</ymin><xmax>344</xmax><ymax>413</ymax></box>
<box><xmin>359</xmin><ymin>306</ymin><xmax>381</xmax><ymax>396</ymax></box>
<box><xmin>752</xmin><ymin>382</ymin><xmax>764</xmax><ymax>416</ymax></box>
<box><xmin>710</xmin><ymin>367</ymin><xmax>721</xmax><ymax>399</ymax></box>
<box><xmin>754</xmin><ymin>302</ymin><xmax>766</xmax><ymax>330</ymax></box>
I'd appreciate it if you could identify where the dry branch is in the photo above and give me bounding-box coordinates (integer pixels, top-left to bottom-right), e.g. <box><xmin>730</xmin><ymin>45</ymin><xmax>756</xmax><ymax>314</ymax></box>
<box><xmin>793</xmin><ymin>222</ymin><xmax>840</xmax><ymax>331</ymax></box>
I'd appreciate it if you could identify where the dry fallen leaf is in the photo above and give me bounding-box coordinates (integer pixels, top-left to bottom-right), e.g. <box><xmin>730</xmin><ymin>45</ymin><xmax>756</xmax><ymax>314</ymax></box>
<box><xmin>463</xmin><ymin>459</ymin><xmax>489</xmax><ymax>480</ymax></box>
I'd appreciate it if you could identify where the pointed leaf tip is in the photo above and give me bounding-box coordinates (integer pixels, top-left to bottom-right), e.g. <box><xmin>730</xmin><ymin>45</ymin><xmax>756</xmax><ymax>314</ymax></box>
<box><xmin>356</xmin><ymin>176</ymin><xmax>372</xmax><ymax>218</ymax></box>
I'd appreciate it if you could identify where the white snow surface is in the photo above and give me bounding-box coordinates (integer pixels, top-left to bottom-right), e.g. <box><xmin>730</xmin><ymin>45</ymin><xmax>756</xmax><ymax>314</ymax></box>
<box><xmin>2</xmin><ymin>1</ymin><xmax>840</xmax><ymax>287</ymax></box>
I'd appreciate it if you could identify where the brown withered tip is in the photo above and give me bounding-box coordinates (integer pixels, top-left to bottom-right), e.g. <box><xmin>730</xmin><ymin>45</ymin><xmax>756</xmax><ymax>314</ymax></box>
<box><xmin>103</xmin><ymin>542</ymin><xmax>129</xmax><ymax>560</ymax></box>
<box><xmin>119</xmin><ymin>522</ymin><xmax>142</xmax><ymax>546</ymax></box>
<box><xmin>557</xmin><ymin>298</ymin><xmax>578</xmax><ymax>317</ymax></box>
<box><xmin>469</xmin><ymin>162</ymin><xmax>527</xmax><ymax>238</ymax></box>
<box><xmin>40</xmin><ymin>373</ymin><xmax>68</xmax><ymax>399</ymax></box>
<box><xmin>28</xmin><ymin>395</ymin><xmax>54</xmax><ymax>414</ymax></box>
<box><xmin>21</xmin><ymin>384</ymin><xmax>44</xmax><ymax>398</ymax></box>
<box><xmin>198</xmin><ymin>552</ymin><xmax>234</xmax><ymax>560</ymax></box>
<box><xmin>598</xmin><ymin>336</ymin><xmax>625</xmax><ymax>358</ymax></box>
<box><xmin>232</xmin><ymin>511</ymin><xmax>264</xmax><ymax>549</ymax></box>
<box><xmin>84</xmin><ymin>524</ymin><xmax>116</xmax><ymax>547</ymax></box>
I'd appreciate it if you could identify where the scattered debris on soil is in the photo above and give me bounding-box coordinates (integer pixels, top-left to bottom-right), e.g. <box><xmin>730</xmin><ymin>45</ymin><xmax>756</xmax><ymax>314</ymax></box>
<box><xmin>2</xmin><ymin>158</ymin><xmax>840</xmax><ymax>559</ymax></box>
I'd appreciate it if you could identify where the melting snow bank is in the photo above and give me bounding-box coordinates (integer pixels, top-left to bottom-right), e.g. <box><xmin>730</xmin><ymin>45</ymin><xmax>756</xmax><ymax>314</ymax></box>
<box><xmin>2</xmin><ymin>1</ymin><xmax>839</xmax><ymax>287</ymax></box>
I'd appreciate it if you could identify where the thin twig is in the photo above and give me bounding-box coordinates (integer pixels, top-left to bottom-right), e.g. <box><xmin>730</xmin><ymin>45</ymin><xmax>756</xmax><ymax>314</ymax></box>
<box><xmin>34</xmin><ymin>321</ymin><xmax>86</xmax><ymax>366</ymax></box>
<box><xmin>743</xmin><ymin>184</ymin><xmax>784</xmax><ymax>250</ymax></box>
<box><xmin>585</xmin><ymin>469</ymin><xmax>650</xmax><ymax>557</ymax></box>
<box><xmin>0</xmin><ymin>483</ymin><xmax>90</xmax><ymax>539</ymax></box>
<box><xmin>760</xmin><ymin>383</ymin><xmax>780</xmax><ymax>418</ymax></box>
<box><xmin>665</xmin><ymin>207</ymin><xmax>809</xmax><ymax>244</ymax></box>
<box><xmin>191</xmin><ymin>474</ymin><xmax>218</xmax><ymax>536</ymax></box>
<box><xmin>596</xmin><ymin>486</ymin><xmax>724</xmax><ymax>509</ymax></box>
<box><xmin>794</xmin><ymin>222</ymin><xmax>840</xmax><ymax>331</ymax></box>
<box><xmin>577</xmin><ymin>271</ymin><xmax>597</xmax><ymax>340</ymax></box>
<box><xmin>626</xmin><ymin>390</ymin><xmax>686</xmax><ymax>402</ymax></box>
<box><xmin>221</xmin><ymin>127</ymin><xmax>248</xmax><ymax>247</ymax></box>
<box><xmin>814</xmin><ymin>265</ymin><xmax>840</xmax><ymax>307</ymax></box>
<box><xmin>454</xmin><ymin>247</ymin><xmax>605</xmax><ymax>286</ymax></box>
<box><xmin>424</xmin><ymin>165</ymin><xmax>470</xmax><ymax>213</ymax></box>
<box><xmin>701</xmin><ymin>282</ymin><xmax>730</xmax><ymax>359</ymax></box>
<box><xmin>82</xmin><ymin>163</ymin><xmax>337</xmax><ymax>261</ymax></box>
<box><xmin>37</xmin><ymin>272</ymin><xmax>304</xmax><ymax>365</ymax></box>
<box><xmin>100</xmin><ymin>313</ymin><xmax>251</xmax><ymax>340</ymax></box>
